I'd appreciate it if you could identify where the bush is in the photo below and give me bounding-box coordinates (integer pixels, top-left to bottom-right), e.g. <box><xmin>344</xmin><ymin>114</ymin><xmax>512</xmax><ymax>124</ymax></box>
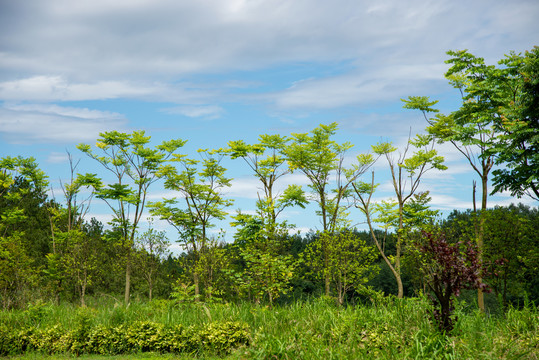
<box><xmin>415</xmin><ymin>231</ymin><xmax>488</xmax><ymax>333</ymax></box>
<box><xmin>0</xmin><ymin>320</ymin><xmax>250</xmax><ymax>356</ymax></box>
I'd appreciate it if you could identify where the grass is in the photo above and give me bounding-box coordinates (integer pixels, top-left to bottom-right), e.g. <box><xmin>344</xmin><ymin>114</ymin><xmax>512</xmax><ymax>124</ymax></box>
<box><xmin>1</xmin><ymin>296</ymin><xmax>538</xmax><ymax>359</ymax></box>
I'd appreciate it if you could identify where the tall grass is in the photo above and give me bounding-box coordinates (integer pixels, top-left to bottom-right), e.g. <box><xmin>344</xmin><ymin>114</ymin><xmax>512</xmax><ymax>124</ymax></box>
<box><xmin>1</xmin><ymin>295</ymin><xmax>537</xmax><ymax>359</ymax></box>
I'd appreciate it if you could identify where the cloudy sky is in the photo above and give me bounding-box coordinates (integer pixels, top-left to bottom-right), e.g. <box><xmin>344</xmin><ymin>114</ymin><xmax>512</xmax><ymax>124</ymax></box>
<box><xmin>1</xmin><ymin>0</ymin><xmax>538</xmax><ymax>246</ymax></box>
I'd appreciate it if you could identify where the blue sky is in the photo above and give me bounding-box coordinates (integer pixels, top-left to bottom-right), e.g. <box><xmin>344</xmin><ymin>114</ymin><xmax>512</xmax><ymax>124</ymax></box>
<box><xmin>1</xmin><ymin>0</ymin><xmax>538</xmax><ymax>251</ymax></box>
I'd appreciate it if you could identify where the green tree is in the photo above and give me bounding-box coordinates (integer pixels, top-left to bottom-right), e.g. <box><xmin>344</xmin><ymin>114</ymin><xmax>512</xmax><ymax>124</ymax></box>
<box><xmin>78</xmin><ymin>130</ymin><xmax>186</xmax><ymax>303</ymax></box>
<box><xmin>0</xmin><ymin>156</ymin><xmax>48</xmax><ymax>308</ymax></box>
<box><xmin>285</xmin><ymin>123</ymin><xmax>376</xmax><ymax>295</ymax></box>
<box><xmin>225</xmin><ymin>134</ymin><xmax>307</xmax><ymax>238</ymax></box>
<box><xmin>403</xmin><ymin>49</ymin><xmax>526</xmax><ymax>310</ymax></box>
<box><xmin>224</xmin><ymin>134</ymin><xmax>306</xmax><ymax>306</ymax></box>
<box><xmin>134</xmin><ymin>224</ymin><xmax>170</xmax><ymax>301</ymax></box>
<box><xmin>149</xmin><ymin>150</ymin><xmax>232</xmax><ymax>299</ymax></box>
<box><xmin>491</xmin><ymin>46</ymin><xmax>539</xmax><ymax>200</ymax></box>
<box><xmin>229</xmin><ymin>213</ymin><xmax>296</xmax><ymax>306</ymax></box>
<box><xmin>354</xmin><ymin>135</ymin><xmax>445</xmax><ymax>299</ymax></box>
<box><xmin>482</xmin><ymin>206</ymin><xmax>534</xmax><ymax>308</ymax></box>
<box><xmin>302</xmin><ymin>230</ymin><xmax>378</xmax><ymax>305</ymax></box>
<box><xmin>442</xmin><ymin>205</ymin><xmax>539</xmax><ymax>307</ymax></box>
<box><xmin>46</xmin><ymin>152</ymin><xmax>100</xmax><ymax>306</ymax></box>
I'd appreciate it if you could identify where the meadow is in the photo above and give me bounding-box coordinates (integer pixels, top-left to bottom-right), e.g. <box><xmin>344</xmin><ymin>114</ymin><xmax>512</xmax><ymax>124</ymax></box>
<box><xmin>1</xmin><ymin>296</ymin><xmax>537</xmax><ymax>359</ymax></box>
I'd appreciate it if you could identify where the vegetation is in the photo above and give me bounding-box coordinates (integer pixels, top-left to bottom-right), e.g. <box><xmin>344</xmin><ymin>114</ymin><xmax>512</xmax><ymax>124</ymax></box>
<box><xmin>1</xmin><ymin>47</ymin><xmax>538</xmax><ymax>358</ymax></box>
<box><xmin>0</xmin><ymin>297</ymin><xmax>537</xmax><ymax>359</ymax></box>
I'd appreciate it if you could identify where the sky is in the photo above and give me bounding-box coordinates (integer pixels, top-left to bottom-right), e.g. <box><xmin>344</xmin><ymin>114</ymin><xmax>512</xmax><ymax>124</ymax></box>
<box><xmin>1</xmin><ymin>0</ymin><xmax>538</xmax><ymax>251</ymax></box>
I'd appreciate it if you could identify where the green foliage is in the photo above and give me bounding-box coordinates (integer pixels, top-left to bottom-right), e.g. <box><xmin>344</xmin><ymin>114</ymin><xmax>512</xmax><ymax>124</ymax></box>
<box><xmin>134</xmin><ymin>225</ymin><xmax>170</xmax><ymax>301</ymax></box>
<box><xmin>149</xmin><ymin>150</ymin><xmax>232</xmax><ymax>300</ymax></box>
<box><xmin>0</xmin><ymin>317</ymin><xmax>249</xmax><ymax>356</ymax></box>
<box><xmin>285</xmin><ymin>122</ymin><xmax>375</xmax><ymax>233</ymax></box>
<box><xmin>491</xmin><ymin>46</ymin><xmax>539</xmax><ymax>200</ymax></box>
<box><xmin>355</xmin><ymin>135</ymin><xmax>445</xmax><ymax>299</ymax></box>
<box><xmin>78</xmin><ymin>130</ymin><xmax>186</xmax><ymax>304</ymax></box>
<box><xmin>302</xmin><ymin>230</ymin><xmax>379</xmax><ymax>305</ymax></box>
<box><xmin>228</xmin><ymin>213</ymin><xmax>296</xmax><ymax>306</ymax></box>
<box><xmin>0</xmin><ymin>156</ymin><xmax>49</xmax><ymax>309</ymax></box>
<box><xmin>2</xmin><ymin>298</ymin><xmax>539</xmax><ymax>359</ymax></box>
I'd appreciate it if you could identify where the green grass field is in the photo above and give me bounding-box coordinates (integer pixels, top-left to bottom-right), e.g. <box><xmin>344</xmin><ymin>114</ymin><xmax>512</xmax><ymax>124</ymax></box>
<box><xmin>1</xmin><ymin>296</ymin><xmax>538</xmax><ymax>359</ymax></box>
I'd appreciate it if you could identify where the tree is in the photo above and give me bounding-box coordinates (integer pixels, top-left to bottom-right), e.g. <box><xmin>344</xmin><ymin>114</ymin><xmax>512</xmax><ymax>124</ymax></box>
<box><xmin>149</xmin><ymin>150</ymin><xmax>232</xmax><ymax>300</ymax></box>
<box><xmin>285</xmin><ymin>123</ymin><xmax>376</xmax><ymax>295</ymax></box>
<box><xmin>354</xmin><ymin>134</ymin><xmax>445</xmax><ymax>299</ymax></box>
<box><xmin>225</xmin><ymin>134</ymin><xmax>307</xmax><ymax>240</ymax></box>
<box><xmin>0</xmin><ymin>156</ymin><xmax>48</xmax><ymax>308</ymax></box>
<box><xmin>228</xmin><ymin>213</ymin><xmax>296</xmax><ymax>306</ymax></box>
<box><xmin>482</xmin><ymin>207</ymin><xmax>533</xmax><ymax>309</ymax></box>
<box><xmin>224</xmin><ymin>134</ymin><xmax>306</xmax><ymax>306</ymax></box>
<box><xmin>302</xmin><ymin>230</ymin><xmax>378</xmax><ymax>305</ymax></box>
<box><xmin>46</xmin><ymin>152</ymin><xmax>100</xmax><ymax>306</ymax></box>
<box><xmin>491</xmin><ymin>46</ymin><xmax>539</xmax><ymax>200</ymax></box>
<box><xmin>415</xmin><ymin>231</ymin><xmax>487</xmax><ymax>333</ymax></box>
<box><xmin>78</xmin><ymin>130</ymin><xmax>186</xmax><ymax>303</ymax></box>
<box><xmin>135</xmin><ymin>224</ymin><xmax>170</xmax><ymax>301</ymax></box>
<box><xmin>402</xmin><ymin>48</ymin><xmax>539</xmax><ymax>310</ymax></box>
<box><xmin>442</xmin><ymin>205</ymin><xmax>539</xmax><ymax>307</ymax></box>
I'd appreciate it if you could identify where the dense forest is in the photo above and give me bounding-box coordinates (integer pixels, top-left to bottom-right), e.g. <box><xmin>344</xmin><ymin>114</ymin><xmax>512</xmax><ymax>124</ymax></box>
<box><xmin>1</xmin><ymin>48</ymin><xmax>538</xmax><ymax>357</ymax></box>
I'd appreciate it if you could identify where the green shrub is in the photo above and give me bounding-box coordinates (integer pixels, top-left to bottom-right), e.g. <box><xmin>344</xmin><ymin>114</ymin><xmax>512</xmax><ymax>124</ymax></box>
<box><xmin>125</xmin><ymin>321</ymin><xmax>164</xmax><ymax>352</ymax></box>
<box><xmin>1</xmin><ymin>319</ymin><xmax>250</xmax><ymax>356</ymax></box>
<box><xmin>195</xmin><ymin>321</ymin><xmax>250</xmax><ymax>354</ymax></box>
<box><xmin>0</xmin><ymin>324</ymin><xmax>18</xmax><ymax>355</ymax></box>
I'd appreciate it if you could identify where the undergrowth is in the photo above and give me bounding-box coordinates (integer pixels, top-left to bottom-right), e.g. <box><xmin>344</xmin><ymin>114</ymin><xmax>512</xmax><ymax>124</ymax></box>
<box><xmin>1</xmin><ymin>296</ymin><xmax>537</xmax><ymax>359</ymax></box>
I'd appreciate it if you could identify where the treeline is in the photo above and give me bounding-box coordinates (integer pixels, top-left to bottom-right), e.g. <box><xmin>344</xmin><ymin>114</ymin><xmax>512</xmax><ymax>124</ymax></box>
<box><xmin>0</xmin><ymin>166</ymin><xmax>538</xmax><ymax>312</ymax></box>
<box><xmin>1</xmin><ymin>47</ymin><xmax>538</xmax><ymax>314</ymax></box>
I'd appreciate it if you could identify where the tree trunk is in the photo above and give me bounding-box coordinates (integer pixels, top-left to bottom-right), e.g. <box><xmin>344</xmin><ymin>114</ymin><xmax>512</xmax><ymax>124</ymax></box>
<box><xmin>396</xmin><ymin>202</ymin><xmax>404</xmax><ymax>299</ymax></box>
<box><xmin>81</xmin><ymin>269</ymin><xmax>87</xmax><ymax>307</ymax></box>
<box><xmin>124</xmin><ymin>256</ymin><xmax>131</xmax><ymax>304</ymax></box>
<box><xmin>364</xmin><ymin>201</ymin><xmax>403</xmax><ymax>299</ymax></box>
<box><xmin>476</xmin><ymin>174</ymin><xmax>488</xmax><ymax>312</ymax></box>
<box><xmin>194</xmin><ymin>272</ymin><xmax>200</xmax><ymax>301</ymax></box>
<box><xmin>395</xmin><ymin>235</ymin><xmax>403</xmax><ymax>299</ymax></box>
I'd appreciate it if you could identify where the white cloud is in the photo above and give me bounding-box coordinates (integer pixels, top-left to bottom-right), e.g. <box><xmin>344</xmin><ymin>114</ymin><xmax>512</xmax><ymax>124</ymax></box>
<box><xmin>2</xmin><ymin>0</ymin><xmax>537</xmax><ymax>91</ymax></box>
<box><xmin>0</xmin><ymin>76</ymin><xmax>217</xmax><ymax>103</ymax></box>
<box><xmin>226</xmin><ymin>177</ymin><xmax>262</xmax><ymax>200</ymax></box>
<box><xmin>272</xmin><ymin>63</ymin><xmax>449</xmax><ymax>109</ymax></box>
<box><xmin>161</xmin><ymin>105</ymin><xmax>224</xmax><ymax>120</ymax></box>
<box><xmin>47</xmin><ymin>152</ymin><xmax>70</xmax><ymax>164</ymax></box>
<box><xmin>0</xmin><ymin>103</ymin><xmax>128</xmax><ymax>144</ymax></box>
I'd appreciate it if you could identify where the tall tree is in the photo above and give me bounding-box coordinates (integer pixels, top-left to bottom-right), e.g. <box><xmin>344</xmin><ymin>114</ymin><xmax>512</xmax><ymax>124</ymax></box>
<box><xmin>149</xmin><ymin>150</ymin><xmax>232</xmax><ymax>299</ymax></box>
<box><xmin>226</xmin><ymin>134</ymin><xmax>307</xmax><ymax>238</ymax></box>
<box><xmin>225</xmin><ymin>134</ymin><xmax>306</xmax><ymax>305</ymax></box>
<box><xmin>78</xmin><ymin>131</ymin><xmax>186</xmax><ymax>303</ymax></box>
<box><xmin>47</xmin><ymin>152</ymin><xmax>97</xmax><ymax>305</ymax></box>
<box><xmin>403</xmin><ymin>49</ymin><xmax>525</xmax><ymax>310</ymax></box>
<box><xmin>354</xmin><ymin>135</ymin><xmax>445</xmax><ymax>298</ymax></box>
<box><xmin>284</xmin><ymin>123</ymin><xmax>375</xmax><ymax>296</ymax></box>
<box><xmin>0</xmin><ymin>156</ymin><xmax>48</xmax><ymax>308</ymax></box>
<box><xmin>491</xmin><ymin>46</ymin><xmax>539</xmax><ymax>200</ymax></box>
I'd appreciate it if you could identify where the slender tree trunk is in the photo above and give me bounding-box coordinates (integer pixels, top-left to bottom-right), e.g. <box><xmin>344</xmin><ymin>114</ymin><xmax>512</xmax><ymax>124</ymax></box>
<box><xmin>193</xmin><ymin>272</ymin><xmax>200</xmax><ymax>300</ymax></box>
<box><xmin>148</xmin><ymin>275</ymin><xmax>153</xmax><ymax>302</ymax></box>
<box><xmin>396</xmin><ymin>202</ymin><xmax>404</xmax><ymax>298</ymax></box>
<box><xmin>476</xmin><ymin>174</ymin><xmax>488</xmax><ymax>312</ymax></box>
<box><xmin>323</xmin><ymin>235</ymin><xmax>331</xmax><ymax>296</ymax></box>
<box><xmin>81</xmin><ymin>269</ymin><xmax>87</xmax><ymax>307</ymax></box>
<box><xmin>124</xmin><ymin>252</ymin><xmax>131</xmax><ymax>304</ymax></box>
<box><xmin>365</xmin><ymin>206</ymin><xmax>402</xmax><ymax>299</ymax></box>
